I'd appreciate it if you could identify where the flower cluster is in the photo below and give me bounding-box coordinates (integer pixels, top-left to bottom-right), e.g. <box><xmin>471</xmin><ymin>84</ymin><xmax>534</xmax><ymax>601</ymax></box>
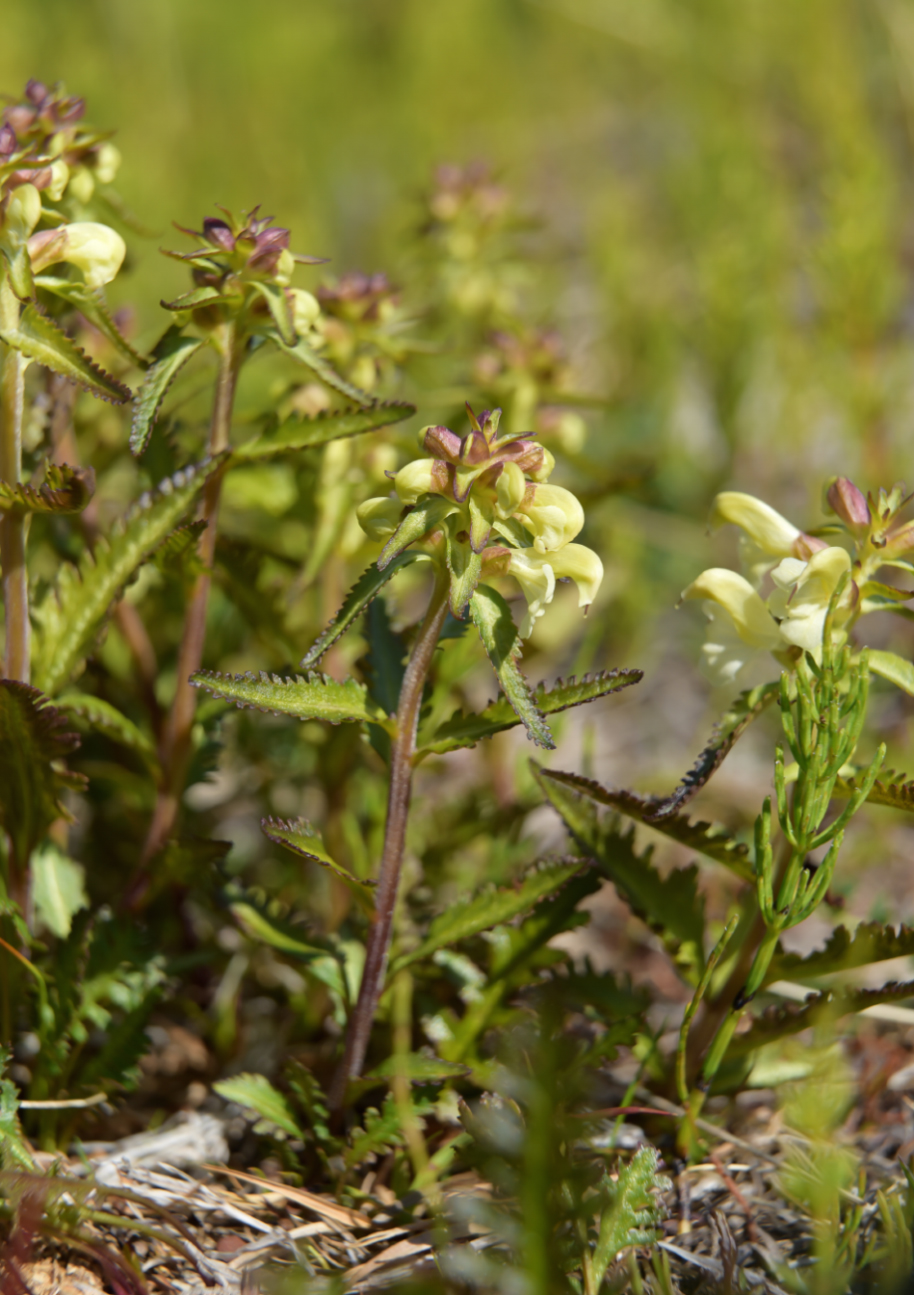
<box><xmin>357</xmin><ymin>404</ymin><xmax>602</xmax><ymax>635</ymax></box>
<box><xmin>681</xmin><ymin>482</ymin><xmax>914</xmax><ymax>685</ymax></box>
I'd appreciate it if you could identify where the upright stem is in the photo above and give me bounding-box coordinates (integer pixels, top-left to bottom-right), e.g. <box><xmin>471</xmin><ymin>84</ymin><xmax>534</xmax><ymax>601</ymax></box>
<box><xmin>329</xmin><ymin>573</ymin><xmax>450</xmax><ymax>1111</ymax></box>
<box><xmin>136</xmin><ymin>322</ymin><xmax>239</xmax><ymax>875</ymax></box>
<box><xmin>0</xmin><ymin>277</ymin><xmax>28</xmax><ymax>682</ymax></box>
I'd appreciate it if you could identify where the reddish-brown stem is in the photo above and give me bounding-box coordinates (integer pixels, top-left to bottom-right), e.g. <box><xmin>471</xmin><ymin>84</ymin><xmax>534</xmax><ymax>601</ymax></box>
<box><xmin>0</xmin><ymin>277</ymin><xmax>28</xmax><ymax>683</ymax></box>
<box><xmin>328</xmin><ymin>573</ymin><xmax>450</xmax><ymax>1111</ymax></box>
<box><xmin>135</xmin><ymin>322</ymin><xmax>239</xmax><ymax>879</ymax></box>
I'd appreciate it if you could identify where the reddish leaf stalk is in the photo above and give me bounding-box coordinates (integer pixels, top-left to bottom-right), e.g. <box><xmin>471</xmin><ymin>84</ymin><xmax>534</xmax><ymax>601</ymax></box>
<box><xmin>329</xmin><ymin>573</ymin><xmax>450</xmax><ymax>1110</ymax></box>
<box><xmin>137</xmin><ymin>321</ymin><xmax>240</xmax><ymax>876</ymax></box>
<box><xmin>0</xmin><ymin>276</ymin><xmax>29</xmax><ymax>683</ymax></box>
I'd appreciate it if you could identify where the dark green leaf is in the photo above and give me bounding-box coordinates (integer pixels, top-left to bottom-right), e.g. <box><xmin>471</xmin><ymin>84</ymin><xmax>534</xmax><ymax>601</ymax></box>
<box><xmin>190</xmin><ymin>669</ymin><xmax>387</xmax><ymax>726</ymax></box>
<box><xmin>389</xmin><ymin>858</ymin><xmax>587</xmax><ymax>977</ymax></box>
<box><xmin>35</xmin><ymin>275</ymin><xmax>147</xmax><ymax>368</ymax></box>
<box><xmin>533</xmin><ymin>765</ymin><xmax>706</xmax><ymax>977</ymax></box>
<box><xmin>649</xmin><ymin>680</ymin><xmax>780</xmax><ymax>820</ymax></box>
<box><xmin>300</xmin><ymin>551</ymin><xmax>425</xmax><ymax>669</ymax></box>
<box><xmin>261</xmin><ymin>817</ymin><xmax>374</xmax><ymax>902</ymax></box>
<box><xmin>33</xmin><ymin>456</ymin><xmax>225</xmax><ymax>696</ymax></box>
<box><xmin>419</xmin><ymin>669</ymin><xmax>643</xmax><ymax>757</ymax></box>
<box><xmin>764</xmin><ymin>922</ymin><xmax>914</xmax><ymax>985</ymax></box>
<box><xmin>0</xmin><ymin>304</ymin><xmax>131</xmax><ymax>404</ymax></box>
<box><xmin>379</xmin><ymin>494</ymin><xmax>457</xmax><ymax>569</ymax></box>
<box><xmin>537</xmin><ymin>768</ymin><xmax>752</xmax><ymax>880</ymax></box>
<box><xmin>363</xmin><ymin>595</ymin><xmax>407</xmax><ymax>718</ymax></box>
<box><xmin>153</xmin><ymin>520</ymin><xmax>207</xmax><ymax>580</ymax></box>
<box><xmin>0</xmin><ymin>1076</ymin><xmax>34</xmax><ymax>1169</ymax></box>
<box><xmin>213</xmin><ymin>1073</ymin><xmax>303</xmax><ymax>1140</ymax></box>
<box><xmin>470</xmin><ymin>584</ymin><xmax>555</xmax><ymax>750</ymax></box>
<box><xmin>236</xmin><ymin>401</ymin><xmax>416</xmax><ymax>460</ymax></box>
<box><xmin>348</xmin><ymin>1053</ymin><xmax>470</xmax><ymax>1099</ymax></box>
<box><xmin>54</xmin><ymin>693</ymin><xmax>158</xmax><ymax>771</ymax></box>
<box><xmin>0</xmin><ymin>462</ymin><xmax>94</xmax><ymax>515</ymax></box>
<box><xmin>129</xmin><ymin>328</ymin><xmax>206</xmax><ymax>456</ymax></box>
<box><xmin>727</xmin><ymin>980</ymin><xmax>914</xmax><ymax>1059</ymax></box>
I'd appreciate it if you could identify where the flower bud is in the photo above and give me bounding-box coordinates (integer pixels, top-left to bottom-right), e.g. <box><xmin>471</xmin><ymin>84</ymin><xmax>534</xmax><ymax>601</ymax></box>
<box><xmin>93</xmin><ymin>141</ymin><xmax>121</xmax><ymax>185</ymax></box>
<box><xmin>68</xmin><ymin>166</ymin><xmax>94</xmax><ymax>206</ymax></box>
<box><xmin>680</xmin><ymin>569</ymin><xmax>782</xmax><ymax>649</ymax></box>
<box><xmin>290</xmin><ymin>288</ymin><xmax>320</xmax><ymax>335</ymax></box>
<box><xmin>274</xmin><ymin>248</ymin><xmax>296</xmax><ymax>286</ymax></box>
<box><xmin>394</xmin><ymin>458</ymin><xmax>449</xmax><ymax>505</ymax></box>
<box><xmin>826</xmin><ymin>477</ymin><xmax>871</xmax><ymax>531</ymax></box>
<box><xmin>28</xmin><ymin>221</ymin><xmax>126</xmax><ymax>290</ymax></box>
<box><xmin>528</xmin><ymin>446</ymin><xmax>555</xmax><ymax>483</ymax></box>
<box><xmin>495</xmin><ymin>460</ymin><xmax>526</xmax><ymax>519</ymax></box>
<box><xmin>5</xmin><ymin>183</ymin><xmax>41</xmax><ymax>241</ymax></box>
<box><xmin>422</xmin><ymin>424</ymin><xmax>463</xmax><ymax>462</ymax></box>
<box><xmin>517</xmin><ymin>483</ymin><xmax>585</xmax><ymax>553</ymax></box>
<box><xmin>46</xmin><ymin>159</ymin><xmax>69</xmax><ymax>202</ymax></box>
<box><xmin>710</xmin><ymin>492</ymin><xmax>799</xmax><ymax>556</ymax></box>
<box><xmin>357</xmin><ymin>497</ymin><xmax>403</xmax><ymax>541</ymax></box>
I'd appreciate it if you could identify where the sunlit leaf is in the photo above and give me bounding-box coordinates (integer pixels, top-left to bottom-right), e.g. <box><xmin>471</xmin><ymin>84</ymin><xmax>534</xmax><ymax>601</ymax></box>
<box><xmin>213</xmin><ymin>1073</ymin><xmax>303</xmax><ymax>1140</ymax></box>
<box><xmin>536</xmin><ymin>768</ymin><xmax>752</xmax><ymax>880</ymax></box>
<box><xmin>0</xmin><ymin>462</ymin><xmax>94</xmax><ymax>515</ymax></box>
<box><xmin>834</xmin><ymin>767</ymin><xmax>914</xmax><ymax>813</ymax></box>
<box><xmin>0</xmin><ymin>303</ymin><xmax>131</xmax><ymax>403</ymax></box>
<box><xmin>32</xmin><ymin>456</ymin><xmax>225</xmax><ymax>696</ymax></box>
<box><xmin>727</xmin><ymin>979</ymin><xmax>914</xmax><ymax>1059</ymax></box>
<box><xmin>235</xmin><ymin>401</ymin><xmax>416</xmax><ymax>460</ymax></box>
<box><xmin>32</xmin><ymin>843</ymin><xmax>88</xmax><ymax>939</ymax></box>
<box><xmin>269</xmin><ymin>327</ymin><xmax>373</xmax><ymax>406</ymax></box>
<box><xmin>190</xmin><ymin>669</ymin><xmax>387</xmax><ymax>726</ymax></box>
<box><xmin>348</xmin><ymin>1053</ymin><xmax>470</xmax><ymax>1099</ymax></box>
<box><xmin>249</xmin><ymin>279</ymin><xmax>296</xmax><ymax>344</ymax></box>
<box><xmin>419</xmin><ymin>669</ymin><xmax>643</xmax><ymax>757</ymax></box>
<box><xmin>35</xmin><ymin>275</ymin><xmax>147</xmax><ymax>368</ymax></box>
<box><xmin>300</xmin><ymin>551</ymin><xmax>426</xmax><ymax>669</ymax></box>
<box><xmin>129</xmin><ymin>327</ymin><xmax>206</xmax><ymax>455</ymax></box>
<box><xmin>765</xmin><ymin>921</ymin><xmax>914</xmax><ymax>985</ymax></box>
<box><xmin>470</xmin><ymin>584</ymin><xmax>555</xmax><ymax>750</ymax></box>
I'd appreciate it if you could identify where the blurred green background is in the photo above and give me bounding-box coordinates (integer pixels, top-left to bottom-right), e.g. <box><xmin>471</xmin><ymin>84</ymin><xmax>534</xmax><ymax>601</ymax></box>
<box><xmin>9</xmin><ymin>0</ymin><xmax>914</xmax><ymax>922</ymax></box>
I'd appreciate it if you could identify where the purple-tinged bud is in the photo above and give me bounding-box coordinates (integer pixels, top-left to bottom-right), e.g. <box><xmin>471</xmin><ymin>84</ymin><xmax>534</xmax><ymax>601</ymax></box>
<box><xmin>248</xmin><ymin>226</ymin><xmax>291</xmax><ymax>273</ymax></box>
<box><xmin>500</xmin><ymin>438</ymin><xmax>545</xmax><ymax>476</ymax></box>
<box><xmin>421</xmin><ymin>425</ymin><xmax>461</xmax><ymax>462</ymax></box>
<box><xmin>10</xmin><ymin>165</ymin><xmax>52</xmax><ymax>191</ymax></box>
<box><xmin>202</xmin><ymin>218</ymin><xmax>235</xmax><ymax>252</ymax></box>
<box><xmin>56</xmin><ymin>97</ymin><xmax>85</xmax><ymax>124</ymax></box>
<box><xmin>4</xmin><ymin>106</ymin><xmax>34</xmax><ymax>135</ymax></box>
<box><xmin>25</xmin><ymin>80</ymin><xmax>48</xmax><ymax>106</ymax></box>
<box><xmin>827</xmin><ymin>477</ymin><xmax>871</xmax><ymax>530</ymax></box>
<box><xmin>793</xmin><ymin>533</ymin><xmax>829</xmax><ymax>560</ymax></box>
<box><xmin>0</xmin><ymin>125</ymin><xmax>16</xmax><ymax>158</ymax></box>
<box><xmin>461</xmin><ymin>428</ymin><xmax>491</xmax><ymax>465</ymax></box>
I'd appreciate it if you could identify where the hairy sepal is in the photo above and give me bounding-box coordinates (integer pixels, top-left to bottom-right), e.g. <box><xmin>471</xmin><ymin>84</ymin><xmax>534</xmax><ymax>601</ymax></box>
<box><xmin>419</xmin><ymin>669</ymin><xmax>642</xmax><ymax>757</ymax></box>
<box><xmin>32</xmin><ymin>457</ymin><xmax>224</xmax><ymax>696</ymax></box>
<box><xmin>0</xmin><ymin>303</ymin><xmax>131</xmax><ymax>403</ymax></box>
<box><xmin>300</xmin><ymin>551</ymin><xmax>426</xmax><ymax>669</ymax></box>
<box><xmin>470</xmin><ymin>584</ymin><xmax>555</xmax><ymax>749</ymax></box>
<box><xmin>129</xmin><ymin>327</ymin><xmax>206</xmax><ymax>455</ymax></box>
<box><xmin>236</xmin><ymin>401</ymin><xmax>416</xmax><ymax>460</ymax></box>
<box><xmin>190</xmin><ymin>669</ymin><xmax>388</xmax><ymax>726</ymax></box>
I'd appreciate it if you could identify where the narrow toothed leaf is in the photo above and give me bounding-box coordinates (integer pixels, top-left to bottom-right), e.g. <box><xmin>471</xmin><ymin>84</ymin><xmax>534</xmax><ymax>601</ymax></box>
<box><xmin>190</xmin><ymin>669</ymin><xmax>387</xmax><ymax>726</ymax></box>
<box><xmin>262</xmin><ymin>817</ymin><xmax>374</xmax><ymax>903</ymax></box>
<box><xmin>32</xmin><ymin>457</ymin><xmax>224</xmax><ymax>696</ymax></box>
<box><xmin>727</xmin><ymin>979</ymin><xmax>914</xmax><ymax>1059</ymax></box>
<box><xmin>250</xmin><ymin>279</ymin><xmax>296</xmax><ymax>344</ymax></box>
<box><xmin>649</xmin><ymin>680</ymin><xmax>780</xmax><ymax>820</ymax></box>
<box><xmin>470</xmin><ymin>584</ymin><xmax>555</xmax><ymax>749</ymax></box>
<box><xmin>379</xmin><ymin>494</ymin><xmax>456</xmax><ymax>570</ymax></box>
<box><xmin>868</xmin><ymin>649</ymin><xmax>914</xmax><ymax>697</ymax></box>
<box><xmin>536</xmin><ymin>767</ymin><xmax>752</xmax><ymax>880</ymax></box>
<box><xmin>54</xmin><ymin>693</ymin><xmax>158</xmax><ymax>771</ymax></box>
<box><xmin>300</xmin><ymin>551</ymin><xmax>425</xmax><ymax>669</ymax></box>
<box><xmin>419</xmin><ymin>669</ymin><xmax>642</xmax><ymax>756</ymax></box>
<box><xmin>0</xmin><ymin>462</ymin><xmax>94</xmax><ymax>515</ymax></box>
<box><xmin>268</xmin><ymin>327</ymin><xmax>374</xmax><ymax>406</ymax></box>
<box><xmin>388</xmin><ymin>858</ymin><xmax>589</xmax><ymax>977</ymax></box>
<box><xmin>0</xmin><ymin>303</ymin><xmax>131</xmax><ymax>403</ymax></box>
<box><xmin>129</xmin><ymin>327</ymin><xmax>206</xmax><ymax>456</ymax></box>
<box><xmin>765</xmin><ymin>922</ymin><xmax>914</xmax><ymax>985</ymax></box>
<box><xmin>35</xmin><ymin>276</ymin><xmax>147</xmax><ymax>369</ymax></box>
<box><xmin>446</xmin><ymin>530</ymin><xmax>483</xmax><ymax>617</ymax></box>
<box><xmin>160</xmin><ymin>285</ymin><xmax>237</xmax><ymax>311</ymax></box>
<box><xmin>236</xmin><ymin>401</ymin><xmax>416</xmax><ymax>460</ymax></box>
<box><xmin>834</xmin><ymin>767</ymin><xmax>914</xmax><ymax>812</ymax></box>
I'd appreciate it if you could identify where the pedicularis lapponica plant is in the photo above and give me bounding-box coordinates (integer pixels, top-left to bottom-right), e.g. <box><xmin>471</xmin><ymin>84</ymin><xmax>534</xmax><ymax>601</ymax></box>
<box><xmin>6</xmin><ymin>78</ymin><xmax>914</xmax><ymax>1290</ymax></box>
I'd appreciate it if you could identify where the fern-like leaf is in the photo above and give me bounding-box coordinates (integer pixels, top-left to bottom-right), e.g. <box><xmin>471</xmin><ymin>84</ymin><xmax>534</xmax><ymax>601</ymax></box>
<box><xmin>834</xmin><ymin>767</ymin><xmax>914</xmax><ymax>813</ymax></box>
<box><xmin>54</xmin><ymin>693</ymin><xmax>158</xmax><ymax>771</ymax></box>
<box><xmin>0</xmin><ymin>303</ymin><xmax>131</xmax><ymax>403</ymax></box>
<box><xmin>190</xmin><ymin>669</ymin><xmax>387</xmax><ymax>726</ymax></box>
<box><xmin>765</xmin><ymin>922</ymin><xmax>914</xmax><ymax>984</ymax></box>
<box><xmin>419</xmin><ymin>669</ymin><xmax>643</xmax><ymax>756</ymax></box>
<box><xmin>470</xmin><ymin>584</ymin><xmax>555</xmax><ymax>750</ymax></box>
<box><xmin>32</xmin><ymin>457</ymin><xmax>224</xmax><ymax>695</ymax></box>
<box><xmin>728</xmin><ymin>979</ymin><xmax>914</xmax><ymax>1058</ymax></box>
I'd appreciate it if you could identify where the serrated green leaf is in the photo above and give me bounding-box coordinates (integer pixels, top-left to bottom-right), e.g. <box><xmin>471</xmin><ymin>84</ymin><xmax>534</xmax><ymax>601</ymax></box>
<box><xmin>230</xmin><ymin>901</ymin><xmax>327</xmax><ymax>960</ymax></box>
<box><xmin>859</xmin><ymin>579</ymin><xmax>914</xmax><ymax>603</ymax></box>
<box><xmin>236</xmin><ymin>401</ymin><xmax>416</xmax><ymax>460</ymax></box>
<box><xmin>649</xmin><ymin>680</ymin><xmax>780</xmax><ymax>819</ymax></box>
<box><xmin>129</xmin><ymin>328</ymin><xmax>206</xmax><ymax>455</ymax></box>
<box><xmin>445</xmin><ymin>531</ymin><xmax>483</xmax><ymax>618</ymax></box>
<box><xmin>834</xmin><ymin>767</ymin><xmax>914</xmax><ymax>812</ymax></box>
<box><xmin>190</xmin><ymin>669</ymin><xmax>386</xmax><ymax>726</ymax></box>
<box><xmin>153</xmin><ymin>520</ymin><xmax>207</xmax><ymax>579</ymax></box>
<box><xmin>261</xmin><ymin>817</ymin><xmax>374</xmax><ymax>904</ymax></box>
<box><xmin>54</xmin><ymin>693</ymin><xmax>158</xmax><ymax>771</ymax></box>
<box><xmin>300</xmin><ymin>551</ymin><xmax>425</xmax><ymax>669</ymax></box>
<box><xmin>35</xmin><ymin>275</ymin><xmax>147</xmax><ymax>369</ymax></box>
<box><xmin>250</xmin><ymin>279</ymin><xmax>296</xmax><ymax>344</ymax></box>
<box><xmin>0</xmin><ymin>682</ymin><xmax>83</xmax><ymax>872</ymax></box>
<box><xmin>868</xmin><ymin>649</ymin><xmax>914</xmax><ymax>696</ymax></box>
<box><xmin>0</xmin><ymin>304</ymin><xmax>131</xmax><ymax>403</ymax></box>
<box><xmin>33</xmin><ymin>457</ymin><xmax>224</xmax><ymax>696</ymax></box>
<box><xmin>419</xmin><ymin>669</ymin><xmax>643</xmax><ymax>757</ymax></box>
<box><xmin>379</xmin><ymin>494</ymin><xmax>457</xmax><ymax>569</ymax></box>
<box><xmin>533</xmin><ymin>765</ymin><xmax>706</xmax><ymax>977</ymax></box>
<box><xmin>213</xmin><ymin>1073</ymin><xmax>304</xmax><ymax>1140</ymax></box>
<box><xmin>536</xmin><ymin>767</ymin><xmax>752</xmax><ymax>880</ymax></box>
<box><xmin>32</xmin><ymin>843</ymin><xmax>88</xmax><ymax>939</ymax></box>
<box><xmin>389</xmin><ymin>858</ymin><xmax>586</xmax><ymax>977</ymax></box>
<box><xmin>765</xmin><ymin>922</ymin><xmax>914</xmax><ymax>985</ymax></box>
<box><xmin>470</xmin><ymin>584</ymin><xmax>555</xmax><ymax>750</ymax></box>
<box><xmin>592</xmin><ymin>1147</ymin><xmax>669</xmax><ymax>1287</ymax></box>
<box><xmin>269</xmin><ymin>328</ymin><xmax>373</xmax><ymax>406</ymax></box>
<box><xmin>0</xmin><ymin>462</ymin><xmax>94</xmax><ymax>515</ymax></box>
<box><xmin>727</xmin><ymin>979</ymin><xmax>914</xmax><ymax>1059</ymax></box>
<box><xmin>348</xmin><ymin>1053</ymin><xmax>470</xmax><ymax>1100</ymax></box>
